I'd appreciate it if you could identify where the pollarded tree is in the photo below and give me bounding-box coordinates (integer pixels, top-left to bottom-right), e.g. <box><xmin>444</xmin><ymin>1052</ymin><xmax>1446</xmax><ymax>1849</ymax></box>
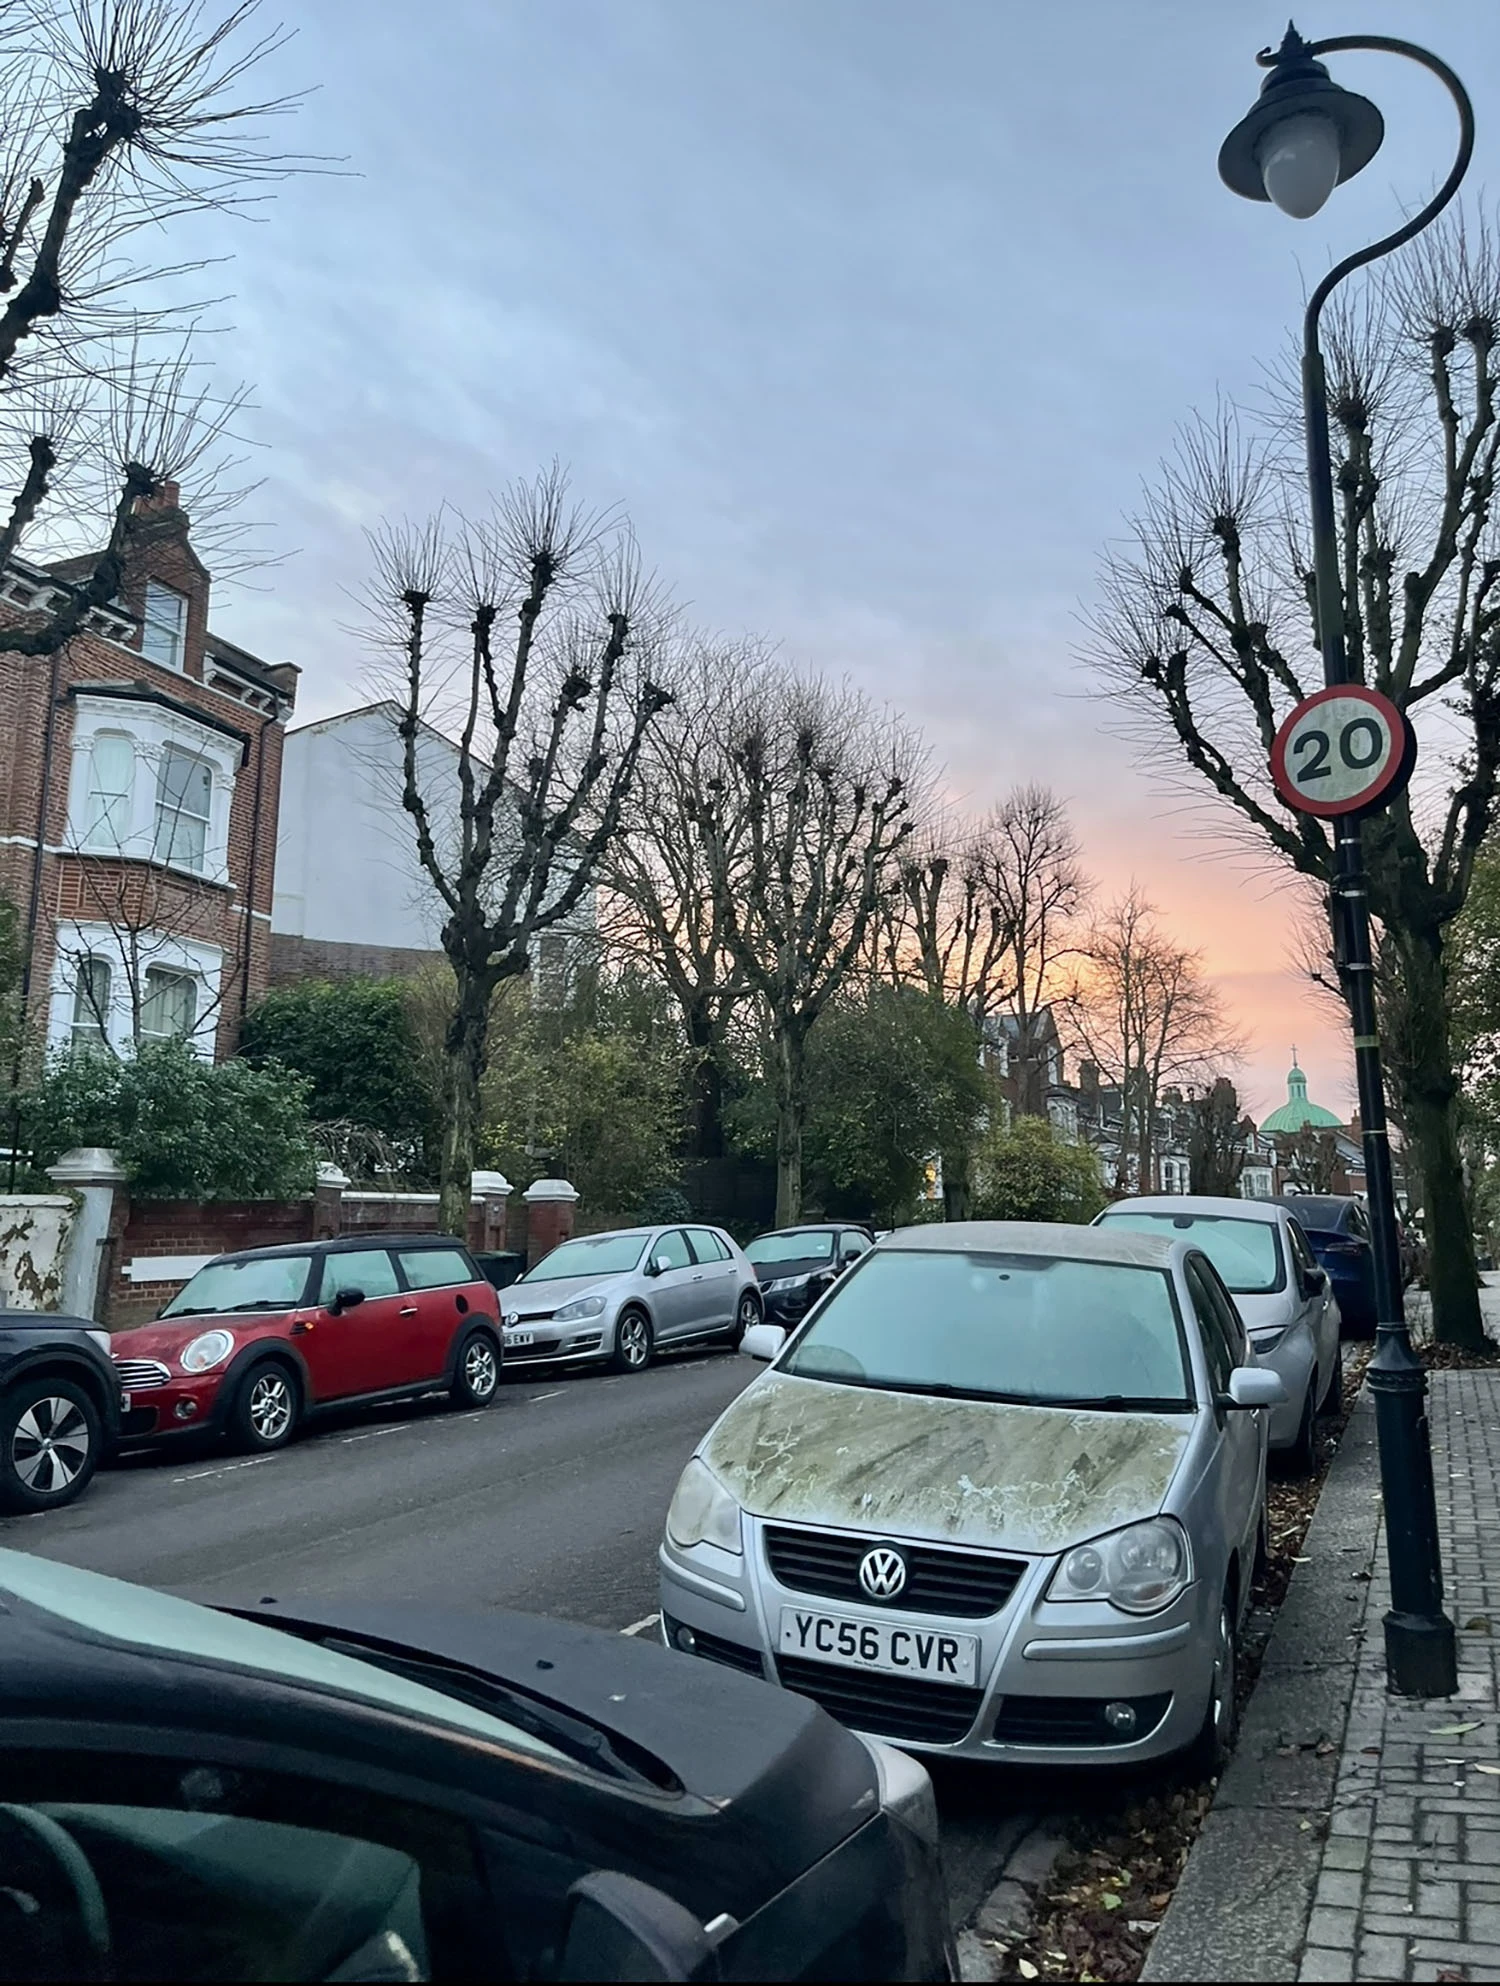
<box><xmin>1089</xmin><ymin>220</ymin><xmax>1500</xmax><ymax>1346</ymax></box>
<box><xmin>1187</xmin><ymin>1075</ymin><xmax>1255</xmax><ymax>1197</ymax></box>
<box><xmin>370</xmin><ymin>471</ymin><xmax>672</xmax><ymax>1232</ymax></box>
<box><xmin>693</xmin><ymin>669</ymin><xmax>921</xmax><ymax>1225</ymax></box>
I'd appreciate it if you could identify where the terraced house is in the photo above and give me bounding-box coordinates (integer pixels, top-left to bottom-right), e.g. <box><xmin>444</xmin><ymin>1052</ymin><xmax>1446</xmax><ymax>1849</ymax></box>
<box><xmin>0</xmin><ymin>483</ymin><xmax>299</xmax><ymax>1061</ymax></box>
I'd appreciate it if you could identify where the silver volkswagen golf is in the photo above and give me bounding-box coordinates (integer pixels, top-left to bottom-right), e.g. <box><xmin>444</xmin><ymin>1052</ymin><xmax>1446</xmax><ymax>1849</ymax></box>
<box><xmin>658</xmin><ymin>1222</ymin><xmax>1283</xmax><ymax>1770</ymax></box>
<box><xmin>501</xmin><ymin>1224</ymin><xmax>763</xmax><ymax>1374</ymax></box>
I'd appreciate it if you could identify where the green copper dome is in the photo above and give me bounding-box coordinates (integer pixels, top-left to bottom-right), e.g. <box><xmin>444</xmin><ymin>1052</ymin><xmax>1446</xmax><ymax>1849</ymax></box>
<box><xmin>1261</xmin><ymin>1054</ymin><xmax>1342</xmax><ymax>1136</ymax></box>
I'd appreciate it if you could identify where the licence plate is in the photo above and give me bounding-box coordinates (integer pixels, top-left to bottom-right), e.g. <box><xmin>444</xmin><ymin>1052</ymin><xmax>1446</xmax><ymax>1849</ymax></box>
<box><xmin>120</xmin><ymin>1390</ymin><xmax>132</xmax><ymax>1412</ymax></box>
<box><xmin>779</xmin><ymin>1607</ymin><xmax>979</xmax><ymax>1686</ymax></box>
<box><xmin>506</xmin><ymin>1331</ymin><xmax>535</xmax><ymax>1349</ymax></box>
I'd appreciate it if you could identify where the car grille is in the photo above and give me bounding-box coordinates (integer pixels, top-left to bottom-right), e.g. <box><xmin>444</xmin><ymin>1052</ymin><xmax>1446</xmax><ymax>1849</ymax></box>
<box><xmin>990</xmin><ymin>1693</ymin><xmax>1172</xmax><ymax>1747</ymax></box>
<box><xmin>113</xmin><ymin>1358</ymin><xmax>171</xmax><ymax>1390</ymax></box>
<box><xmin>777</xmin><ymin>1654</ymin><xmax>983</xmax><ymax>1745</ymax></box>
<box><xmin>763</xmin><ymin>1524</ymin><xmax>1026</xmax><ymax>1619</ymax></box>
<box><xmin>663</xmin><ymin>1614</ymin><xmax>765</xmax><ymax>1678</ymax></box>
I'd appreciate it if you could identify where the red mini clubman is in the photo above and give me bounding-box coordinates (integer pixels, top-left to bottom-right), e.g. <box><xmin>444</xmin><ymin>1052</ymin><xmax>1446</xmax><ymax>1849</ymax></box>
<box><xmin>109</xmin><ymin>1235</ymin><xmax>504</xmax><ymax>1452</ymax></box>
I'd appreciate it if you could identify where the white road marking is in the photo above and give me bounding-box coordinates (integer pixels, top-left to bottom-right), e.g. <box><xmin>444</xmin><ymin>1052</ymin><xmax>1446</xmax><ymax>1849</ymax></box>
<box><xmin>528</xmin><ymin>1390</ymin><xmax>564</xmax><ymax>1403</ymax></box>
<box><xmin>620</xmin><ymin>1612</ymin><xmax>661</xmax><ymax>1637</ymax></box>
<box><xmin>170</xmin><ymin>1456</ymin><xmax>274</xmax><ymax>1485</ymax></box>
<box><xmin>341</xmin><ymin>1423</ymin><xmax>415</xmax><ymax>1445</ymax></box>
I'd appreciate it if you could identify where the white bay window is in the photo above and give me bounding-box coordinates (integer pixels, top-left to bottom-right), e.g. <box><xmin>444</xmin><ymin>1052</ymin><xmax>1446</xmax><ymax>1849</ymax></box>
<box><xmin>65</xmin><ymin>695</ymin><xmax>239</xmax><ymax>883</ymax></box>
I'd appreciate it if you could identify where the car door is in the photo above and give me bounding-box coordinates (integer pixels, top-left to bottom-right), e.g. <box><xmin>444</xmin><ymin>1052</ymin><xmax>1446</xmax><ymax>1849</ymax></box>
<box><xmin>1286</xmin><ymin>1215</ymin><xmax>1339</xmax><ymax>1393</ymax></box>
<box><xmin>302</xmin><ymin>1248</ymin><xmax>410</xmax><ymax>1401</ymax></box>
<box><xmin>1185</xmin><ymin>1257</ymin><xmax>1264</xmax><ymax>1566</ymax></box>
<box><xmin>394</xmin><ymin>1245</ymin><xmax>485</xmax><ymax>1379</ymax></box>
<box><xmin>685</xmin><ymin>1228</ymin><xmax>736</xmax><ymax>1331</ymax></box>
<box><xmin>643</xmin><ymin>1228</ymin><xmax>698</xmax><ymax>1342</ymax></box>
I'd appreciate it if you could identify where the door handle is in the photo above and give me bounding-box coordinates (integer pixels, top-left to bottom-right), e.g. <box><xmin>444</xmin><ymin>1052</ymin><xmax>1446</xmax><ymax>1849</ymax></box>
<box><xmin>290</xmin><ymin>1320</ymin><xmax>311</xmax><ymax>1336</ymax></box>
<box><xmin>692</xmin><ymin>1274</ymin><xmax>705</xmax><ymax>1282</ymax></box>
<box><xmin>399</xmin><ymin>1305</ymin><xmax>419</xmax><ymax>1316</ymax></box>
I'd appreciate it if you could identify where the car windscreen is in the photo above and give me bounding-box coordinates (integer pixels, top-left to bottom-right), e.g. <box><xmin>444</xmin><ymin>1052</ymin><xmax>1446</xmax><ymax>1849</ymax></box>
<box><xmin>521</xmin><ymin>1234</ymin><xmax>648</xmax><ymax>1281</ymax></box>
<box><xmin>780</xmin><ymin>1249</ymin><xmax>1193</xmax><ymax>1409</ymax></box>
<box><xmin>0</xmin><ymin>1549</ymin><xmax>570</xmax><ymax>1765</ymax></box>
<box><xmin>746</xmin><ymin>1231</ymin><xmax>836</xmax><ymax>1265</ymax></box>
<box><xmin>1098</xmin><ymin>1211</ymin><xmax>1283</xmax><ymax>1294</ymax></box>
<box><xmin>160</xmin><ymin>1254</ymin><xmax>310</xmax><ymax>1318</ymax></box>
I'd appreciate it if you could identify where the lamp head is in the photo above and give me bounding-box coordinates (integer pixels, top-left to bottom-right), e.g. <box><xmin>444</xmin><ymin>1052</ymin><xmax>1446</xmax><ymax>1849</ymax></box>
<box><xmin>1219</xmin><ymin>22</ymin><xmax>1385</xmax><ymax>218</ymax></box>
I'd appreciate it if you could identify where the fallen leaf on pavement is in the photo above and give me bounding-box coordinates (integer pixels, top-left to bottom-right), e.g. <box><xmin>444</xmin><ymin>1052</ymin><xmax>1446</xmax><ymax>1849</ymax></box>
<box><xmin>1428</xmin><ymin>1721</ymin><xmax>1483</xmax><ymax>1736</ymax></box>
<box><xmin>1473</xmin><ymin>1763</ymin><xmax>1500</xmax><ymax>1776</ymax></box>
<box><xmin>1018</xmin><ymin>1963</ymin><xmax>1038</xmax><ymax>1981</ymax></box>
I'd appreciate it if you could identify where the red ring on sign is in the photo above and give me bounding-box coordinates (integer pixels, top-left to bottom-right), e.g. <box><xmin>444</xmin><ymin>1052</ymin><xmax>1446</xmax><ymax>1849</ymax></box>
<box><xmin>1270</xmin><ymin>684</ymin><xmax>1412</xmax><ymax>819</ymax></box>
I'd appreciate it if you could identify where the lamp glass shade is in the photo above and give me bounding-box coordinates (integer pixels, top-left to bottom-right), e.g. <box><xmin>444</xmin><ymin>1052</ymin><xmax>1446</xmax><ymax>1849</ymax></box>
<box><xmin>1259</xmin><ymin>111</ymin><xmax>1342</xmax><ymax>218</ymax></box>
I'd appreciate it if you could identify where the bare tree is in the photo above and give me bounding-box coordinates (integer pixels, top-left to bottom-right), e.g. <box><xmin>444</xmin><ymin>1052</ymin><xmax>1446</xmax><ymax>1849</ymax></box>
<box><xmin>371</xmin><ymin>471</ymin><xmax>672</xmax><ymax>1232</ymax></box>
<box><xmin>1064</xmin><ymin>887</ymin><xmax>1243</xmax><ymax>1194</ymax></box>
<box><xmin>0</xmin><ymin>0</ymin><xmax>309</xmax><ymax>616</ymax></box>
<box><xmin>1187</xmin><ymin>1075</ymin><xmax>1254</xmax><ymax>1197</ymax></box>
<box><xmin>692</xmin><ymin>670</ymin><xmax>921</xmax><ymax>1225</ymax></box>
<box><xmin>599</xmin><ymin>639</ymin><xmax>763</xmax><ymax>1164</ymax></box>
<box><xmin>1088</xmin><ymin>218</ymin><xmax>1500</xmax><ymax>1346</ymax></box>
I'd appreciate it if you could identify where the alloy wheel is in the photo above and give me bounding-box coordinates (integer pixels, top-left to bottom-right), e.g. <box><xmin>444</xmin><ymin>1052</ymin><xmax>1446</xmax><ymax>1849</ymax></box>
<box><xmin>12</xmin><ymin>1397</ymin><xmax>90</xmax><ymax>1494</ymax></box>
<box><xmin>619</xmin><ymin>1314</ymin><xmax>650</xmax><ymax>1368</ymax></box>
<box><xmin>464</xmin><ymin>1338</ymin><xmax>498</xmax><ymax>1399</ymax></box>
<box><xmin>737</xmin><ymin>1294</ymin><xmax>760</xmax><ymax>1335</ymax></box>
<box><xmin>1209</xmin><ymin>1601</ymin><xmax>1236</xmax><ymax>1744</ymax></box>
<box><xmin>249</xmin><ymin>1371</ymin><xmax>294</xmax><ymax>1444</ymax></box>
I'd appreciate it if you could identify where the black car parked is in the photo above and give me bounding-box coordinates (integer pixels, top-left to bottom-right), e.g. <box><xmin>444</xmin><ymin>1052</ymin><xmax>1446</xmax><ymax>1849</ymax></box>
<box><xmin>744</xmin><ymin>1224</ymin><xmax>874</xmax><ymax>1327</ymax></box>
<box><xmin>1275</xmin><ymin>1194</ymin><xmax>1377</xmax><ymax>1336</ymax></box>
<box><xmin>0</xmin><ymin>1309</ymin><xmax>121</xmax><ymax>1512</ymax></box>
<box><xmin>0</xmin><ymin>1549</ymin><xmax>954</xmax><ymax>1981</ymax></box>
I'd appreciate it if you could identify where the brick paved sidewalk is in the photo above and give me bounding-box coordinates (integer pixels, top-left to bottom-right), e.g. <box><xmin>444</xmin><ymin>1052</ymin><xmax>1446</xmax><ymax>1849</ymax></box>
<box><xmin>1300</xmin><ymin>1366</ymin><xmax>1500</xmax><ymax>1984</ymax></box>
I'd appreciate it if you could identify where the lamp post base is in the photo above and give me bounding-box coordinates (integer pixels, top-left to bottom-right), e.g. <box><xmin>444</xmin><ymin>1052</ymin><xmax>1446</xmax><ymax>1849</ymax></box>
<box><xmin>1383</xmin><ymin>1609</ymin><xmax>1458</xmax><ymax>1698</ymax></box>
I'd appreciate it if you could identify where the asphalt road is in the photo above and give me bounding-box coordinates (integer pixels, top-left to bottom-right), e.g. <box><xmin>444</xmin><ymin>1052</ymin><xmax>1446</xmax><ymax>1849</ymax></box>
<box><xmin>0</xmin><ymin>1346</ymin><xmax>1036</xmax><ymax>1923</ymax></box>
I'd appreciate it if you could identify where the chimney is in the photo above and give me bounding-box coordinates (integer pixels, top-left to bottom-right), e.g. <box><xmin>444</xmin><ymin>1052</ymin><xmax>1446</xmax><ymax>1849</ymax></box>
<box><xmin>1078</xmin><ymin>1061</ymin><xmax>1100</xmax><ymax>1097</ymax></box>
<box><xmin>133</xmin><ymin>479</ymin><xmax>182</xmax><ymax>516</ymax></box>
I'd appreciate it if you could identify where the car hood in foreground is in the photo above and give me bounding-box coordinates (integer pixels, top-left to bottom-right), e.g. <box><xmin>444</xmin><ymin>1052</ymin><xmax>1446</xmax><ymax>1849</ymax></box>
<box><xmin>701</xmin><ymin>1372</ymin><xmax>1191</xmax><ymax>1555</ymax></box>
<box><xmin>503</xmin><ymin>1273</ymin><xmax>628</xmax><ymax>1317</ymax></box>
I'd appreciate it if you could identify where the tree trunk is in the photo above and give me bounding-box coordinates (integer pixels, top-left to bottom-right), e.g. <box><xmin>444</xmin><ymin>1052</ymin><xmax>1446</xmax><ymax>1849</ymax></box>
<box><xmin>438</xmin><ymin>963</ymin><xmax>492</xmax><ymax>1237</ymax></box>
<box><xmin>774</xmin><ymin>1026</ymin><xmax>806</xmax><ymax>1229</ymax></box>
<box><xmin>684</xmin><ymin>999</ymin><xmax>724</xmax><ymax>1162</ymax></box>
<box><xmin>941</xmin><ymin>1142</ymin><xmax>972</xmax><ymax>1221</ymax></box>
<box><xmin>1386</xmin><ymin>922</ymin><xmax>1484</xmax><ymax>1350</ymax></box>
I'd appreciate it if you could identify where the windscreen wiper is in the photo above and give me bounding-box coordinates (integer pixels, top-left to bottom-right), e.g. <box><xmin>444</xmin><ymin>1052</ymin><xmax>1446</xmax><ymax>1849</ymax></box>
<box><xmin>1042</xmin><ymin>1395</ymin><xmax>1194</xmax><ymax>1413</ymax></box>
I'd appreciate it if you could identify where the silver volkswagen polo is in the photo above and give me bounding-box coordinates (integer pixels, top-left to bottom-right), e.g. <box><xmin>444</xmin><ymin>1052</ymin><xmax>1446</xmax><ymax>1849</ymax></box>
<box><xmin>501</xmin><ymin>1224</ymin><xmax>763</xmax><ymax>1374</ymax></box>
<box><xmin>658</xmin><ymin>1222</ymin><xmax>1283</xmax><ymax>1770</ymax></box>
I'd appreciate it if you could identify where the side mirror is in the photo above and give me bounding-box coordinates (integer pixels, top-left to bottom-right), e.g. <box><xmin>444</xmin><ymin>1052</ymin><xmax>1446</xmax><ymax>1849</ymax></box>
<box><xmin>556</xmin><ymin>1870</ymin><xmax>716</xmax><ymax>1982</ymax></box>
<box><xmin>1301</xmin><ymin>1265</ymin><xmax>1328</xmax><ymax>1299</ymax></box>
<box><xmin>331</xmin><ymin>1286</ymin><xmax>366</xmax><ymax>1315</ymax></box>
<box><xmin>1223</xmin><ymin>1366</ymin><xmax>1286</xmax><ymax>1411</ymax></box>
<box><xmin>740</xmin><ymin>1322</ymin><xmax>787</xmax><ymax>1363</ymax></box>
<box><xmin>649</xmin><ymin>1253</ymin><xmax>672</xmax><ymax>1278</ymax></box>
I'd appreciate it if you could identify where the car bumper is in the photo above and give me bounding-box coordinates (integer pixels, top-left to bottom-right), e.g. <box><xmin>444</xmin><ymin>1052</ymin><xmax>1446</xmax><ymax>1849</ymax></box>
<box><xmin>115</xmin><ymin>1371</ymin><xmax>227</xmax><ymax>1443</ymax></box>
<box><xmin>658</xmin><ymin>1535</ymin><xmax>1215</xmax><ymax>1768</ymax></box>
<box><xmin>501</xmin><ymin>1326</ymin><xmax>609</xmax><ymax>1367</ymax></box>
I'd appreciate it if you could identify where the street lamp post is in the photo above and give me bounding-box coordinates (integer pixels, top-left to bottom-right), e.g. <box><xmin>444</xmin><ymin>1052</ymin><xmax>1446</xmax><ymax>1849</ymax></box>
<box><xmin>1219</xmin><ymin>24</ymin><xmax>1474</xmax><ymax>1700</ymax></box>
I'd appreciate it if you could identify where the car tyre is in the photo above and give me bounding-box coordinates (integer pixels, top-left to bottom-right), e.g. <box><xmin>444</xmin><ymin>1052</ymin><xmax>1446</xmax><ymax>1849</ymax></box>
<box><xmin>1285</xmin><ymin>1379</ymin><xmax>1318</xmax><ymax>1476</ymax></box>
<box><xmin>609</xmin><ymin>1307</ymin><xmax>654</xmax><ymax>1374</ymax></box>
<box><xmin>230</xmin><ymin>1362</ymin><xmax>300</xmax><ymax>1452</ymax></box>
<box><xmin>1185</xmin><ymin>1586</ymin><xmax>1240</xmax><ymax>1781</ymax></box>
<box><xmin>1317</xmin><ymin>1345</ymin><xmax>1343</xmax><ymax>1417</ymax></box>
<box><xmin>1252</xmin><ymin>1499</ymin><xmax>1270</xmax><ymax>1586</ymax></box>
<box><xmin>730</xmin><ymin>1287</ymin><xmax>762</xmax><ymax>1347</ymax></box>
<box><xmin>452</xmin><ymin>1328</ymin><xmax>501</xmax><ymax>1407</ymax></box>
<box><xmin>0</xmin><ymin>1376</ymin><xmax>101</xmax><ymax>1513</ymax></box>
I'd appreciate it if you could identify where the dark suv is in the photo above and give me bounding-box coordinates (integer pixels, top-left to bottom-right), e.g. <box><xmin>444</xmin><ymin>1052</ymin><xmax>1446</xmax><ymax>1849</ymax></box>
<box><xmin>109</xmin><ymin>1234</ymin><xmax>503</xmax><ymax>1453</ymax></box>
<box><xmin>744</xmin><ymin>1223</ymin><xmax>874</xmax><ymax>1327</ymax></box>
<box><xmin>0</xmin><ymin>1311</ymin><xmax>122</xmax><ymax>1513</ymax></box>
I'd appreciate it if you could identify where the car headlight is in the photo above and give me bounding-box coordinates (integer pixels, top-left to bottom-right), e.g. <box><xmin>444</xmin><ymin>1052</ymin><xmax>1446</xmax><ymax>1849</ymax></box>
<box><xmin>762</xmin><ymin>1274</ymin><xmax>808</xmax><ymax>1295</ymax></box>
<box><xmin>180</xmin><ymin>1329</ymin><xmax>235</xmax><ymax>1374</ymax></box>
<box><xmin>665</xmin><ymin>1456</ymin><xmax>743</xmax><ymax>1555</ymax></box>
<box><xmin>86</xmin><ymin>1329</ymin><xmax>111</xmax><ymax>1354</ymax></box>
<box><xmin>1049</xmin><ymin>1517</ymin><xmax>1191</xmax><ymax>1615</ymax></box>
<box><xmin>553</xmin><ymin>1293</ymin><xmax>608</xmax><ymax>1323</ymax></box>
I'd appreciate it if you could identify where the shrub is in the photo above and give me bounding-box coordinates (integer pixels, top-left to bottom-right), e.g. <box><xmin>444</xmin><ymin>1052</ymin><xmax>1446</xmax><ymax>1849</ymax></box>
<box><xmin>971</xmin><ymin>1115</ymin><xmax>1106</xmax><ymax>1225</ymax></box>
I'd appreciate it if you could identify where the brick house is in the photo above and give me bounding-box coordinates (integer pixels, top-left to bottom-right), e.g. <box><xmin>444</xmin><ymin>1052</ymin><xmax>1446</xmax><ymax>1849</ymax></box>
<box><xmin>0</xmin><ymin>484</ymin><xmax>298</xmax><ymax>1062</ymax></box>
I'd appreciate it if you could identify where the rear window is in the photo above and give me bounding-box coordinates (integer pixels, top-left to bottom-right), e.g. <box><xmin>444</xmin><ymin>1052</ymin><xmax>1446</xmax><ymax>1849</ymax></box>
<box><xmin>1284</xmin><ymin>1197</ymin><xmax>1350</xmax><ymax>1231</ymax></box>
<box><xmin>397</xmin><ymin>1248</ymin><xmax>473</xmax><ymax>1290</ymax></box>
<box><xmin>1099</xmin><ymin>1211</ymin><xmax>1284</xmax><ymax>1295</ymax></box>
<box><xmin>160</xmin><ymin>1254</ymin><xmax>310</xmax><ymax>1319</ymax></box>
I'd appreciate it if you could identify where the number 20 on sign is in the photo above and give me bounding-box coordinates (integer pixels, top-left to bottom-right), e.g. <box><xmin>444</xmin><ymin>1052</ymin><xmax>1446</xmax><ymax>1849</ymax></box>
<box><xmin>1269</xmin><ymin>684</ymin><xmax>1415</xmax><ymax>820</ymax></box>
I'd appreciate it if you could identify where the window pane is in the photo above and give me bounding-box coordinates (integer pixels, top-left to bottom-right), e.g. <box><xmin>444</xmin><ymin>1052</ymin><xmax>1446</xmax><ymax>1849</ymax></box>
<box><xmin>396</xmin><ymin>1248</ymin><xmax>471</xmax><ymax>1291</ymax></box>
<box><xmin>319</xmin><ymin>1250</ymin><xmax>399</xmax><ymax>1304</ymax></box>
<box><xmin>141</xmin><ymin>968</ymin><xmax>196</xmax><ymax>1041</ymax></box>
<box><xmin>521</xmin><ymin>1233</ymin><xmax>647</xmax><ymax>1281</ymax></box>
<box><xmin>83</xmin><ymin>734</ymin><xmax>134</xmax><ymax>847</ymax></box>
<box><xmin>161</xmin><ymin>1254</ymin><xmax>311</xmax><ymax>1316</ymax></box>
<box><xmin>1187</xmin><ymin>1265</ymin><xmax>1234</xmax><ymax>1393</ymax></box>
<box><xmin>71</xmin><ymin>957</ymin><xmax>111</xmax><ymax>1044</ymax></box>
<box><xmin>653</xmin><ymin>1230</ymin><xmax>691</xmax><ymax>1271</ymax></box>
<box><xmin>687</xmin><ymin>1229</ymin><xmax>729</xmax><ymax>1264</ymax></box>
<box><xmin>154</xmin><ymin>746</ymin><xmax>212</xmax><ymax>871</ymax></box>
<box><xmin>141</xmin><ymin>581</ymin><xmax>187</xmax><ymax>669</ymax></box>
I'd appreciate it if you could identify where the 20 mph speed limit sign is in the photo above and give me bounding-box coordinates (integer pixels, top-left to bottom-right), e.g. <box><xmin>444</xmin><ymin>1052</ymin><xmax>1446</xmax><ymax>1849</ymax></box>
<box><xmin>1270</xmin><ymin>685</ymin><xmax>1415</xmax><ymax>819</ymax></box>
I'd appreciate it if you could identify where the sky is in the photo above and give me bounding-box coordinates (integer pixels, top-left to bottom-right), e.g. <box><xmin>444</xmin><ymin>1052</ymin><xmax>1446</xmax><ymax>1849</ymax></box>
<box><xmin>176</xmin><ymin>0</ymin><xmax>1500</xmax><ymax>1123</ymax></box>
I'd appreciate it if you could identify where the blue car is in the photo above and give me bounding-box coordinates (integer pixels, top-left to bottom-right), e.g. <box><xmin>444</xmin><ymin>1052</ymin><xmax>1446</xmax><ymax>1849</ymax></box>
<box><xmin>1275</xmin><ymin>1195</ymin><xmax>1375</xmax><ymax>1336</ymax></box>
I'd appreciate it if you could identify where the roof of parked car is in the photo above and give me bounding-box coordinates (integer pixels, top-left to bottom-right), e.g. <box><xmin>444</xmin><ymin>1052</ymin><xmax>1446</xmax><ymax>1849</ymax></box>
<box><xmin>206</xmin><ymin>1233</ymin><xmax>479</xmax><ymax>1263</ymax></box>
<box><xmin>1101</xmin><ymin>1195</ymin><xmax>1284</xmax><ymax>1224</ymax></box>
<box><xmin>878</xmin><ymin>1220</ymin><xmax>1178</xmax><ymax>1268</ymax></box>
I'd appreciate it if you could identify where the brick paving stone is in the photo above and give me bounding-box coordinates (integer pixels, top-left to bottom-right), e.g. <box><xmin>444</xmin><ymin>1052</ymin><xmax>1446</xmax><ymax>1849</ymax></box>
<box><xmin>1297</xmin><ymin>1366</ymin><xmax>1500</xmax><ymax>1981</ymax></box>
